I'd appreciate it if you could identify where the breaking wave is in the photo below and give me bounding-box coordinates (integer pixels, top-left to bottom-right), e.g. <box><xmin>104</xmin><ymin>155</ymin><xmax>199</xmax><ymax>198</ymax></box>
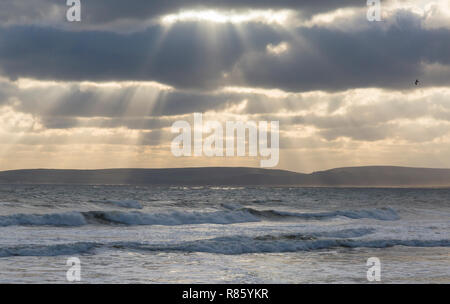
<box><xmin>81</xmin><ymin>210</ymin><xmax>259</xmax><ymax>226</ymax></box>
<box><xmin>243</xmin><ymin>207</ymin><xmax>400</xmax><ymax>221</ymax></box>
<box><xmin>0</xmin><ymin>207</ymin><xmax>399</xmax><ymax>227</ymax></box>
<box><xmin>139</xmin><ymin>237</ymin><xmax>450</xmax><ymax>255</ymax></box>
<box><xmin>0</xmin><ymin>230</ymin><xmax>448</xmax><ymax>257</ymax></box>
<box><xmin>0</xmin><ymin>210</ymin><xmax>259</xmax><ymax>227</ymax></box>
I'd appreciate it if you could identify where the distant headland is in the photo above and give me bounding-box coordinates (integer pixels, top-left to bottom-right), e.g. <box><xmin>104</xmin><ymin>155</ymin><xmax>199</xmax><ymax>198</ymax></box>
<box><xmin>1</xmin><ymin>166</ymin><xmax>450</xmax><ymax>187</ymax></box>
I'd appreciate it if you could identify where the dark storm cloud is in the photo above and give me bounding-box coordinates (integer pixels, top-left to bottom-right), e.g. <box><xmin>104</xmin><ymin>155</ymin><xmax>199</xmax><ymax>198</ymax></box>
<box><xmin>0</xmin><ymin>0</ymin><xmax>63</xmax><ymax>25</ymax></box>
<box><xmin>0</xmin><ymin>0</ymin><xmax>364</xmax><ymax>26</ymax></box>
<box><xmin>0</xmin><ymin>23</ymin><xmax>281</xmax><ymax>89</ymax></box>
<box><xmin>1</xmin><ymin>11</ymin><xmax>450</xmax><ymax>91</ymax></box>
<box><xmin>235</xmin><ymin>11</ymin><xmax>450</xmax><ymax>91</ymax></box>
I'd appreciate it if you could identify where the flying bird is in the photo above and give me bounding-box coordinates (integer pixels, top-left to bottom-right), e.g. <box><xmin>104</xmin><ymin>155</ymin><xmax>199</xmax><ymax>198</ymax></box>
<box><xmin>415</xmin><ymin>79</ymin><xmax>419</xmax><ymax>86</ymax></box>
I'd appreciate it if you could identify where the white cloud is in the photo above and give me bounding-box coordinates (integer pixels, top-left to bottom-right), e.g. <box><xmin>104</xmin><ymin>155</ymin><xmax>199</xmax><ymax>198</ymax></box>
<box><xmin>161</xmin><ymin>9</ymin><xmax>292</xmax><ymax>25</ymax></box>
<box><xmin>266</xmin><ymin>42</ymin><xmax>289</xmax><ymax>55</ymax></box>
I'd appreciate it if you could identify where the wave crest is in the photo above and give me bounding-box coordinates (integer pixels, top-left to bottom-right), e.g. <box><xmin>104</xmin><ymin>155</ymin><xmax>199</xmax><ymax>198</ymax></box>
<box><xmin>244</xmin><ymin>207</ymin><xmax>400</xmax><ymax>221</ymax></box>
<box><xmin>0</xmin><ymin>207</ymin><xmax>399</xmax><ymax>227</ymax></box>
<box><xmin>0</xmin><ymin>212</ymin><xmax>87</xmax><ymax>227</ymax></box>
<box><xmin>1</xmin><ymin>234</ymin><xmax>448</xmax><ymax>257</ymax></box>
<box><xmin>0</xmin><ymin>210</ymin><xmax>260</xmax><ymax>227</ymax></box>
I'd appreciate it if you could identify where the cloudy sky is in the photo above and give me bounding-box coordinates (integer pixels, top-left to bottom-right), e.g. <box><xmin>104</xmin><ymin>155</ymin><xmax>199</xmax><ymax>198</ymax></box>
<box><xmin>0</xmin><ymin>0</ymin><xmax>450</xmax><ymax>172</ymax></box>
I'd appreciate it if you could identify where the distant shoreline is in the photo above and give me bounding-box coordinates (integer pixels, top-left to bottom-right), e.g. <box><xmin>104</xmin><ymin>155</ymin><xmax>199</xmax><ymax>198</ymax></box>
<box><xmin>2</xmin><ymin>166</ymin><xmax>450</xmax><ymax>187</ymax></box>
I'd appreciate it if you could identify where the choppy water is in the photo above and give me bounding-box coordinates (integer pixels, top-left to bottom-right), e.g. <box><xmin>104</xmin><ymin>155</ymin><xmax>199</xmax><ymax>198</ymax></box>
<box><xmin>0</xmin><ymin>185</ymin><xmax>448</xmax><ymax>283</ymax></box>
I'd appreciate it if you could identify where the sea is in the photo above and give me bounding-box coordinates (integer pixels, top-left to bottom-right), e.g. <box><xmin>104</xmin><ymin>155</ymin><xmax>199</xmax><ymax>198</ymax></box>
<box><xmin>0</xmin><ymin>184</ymin><xmax>448</xmax><ymax>283</ymax></box>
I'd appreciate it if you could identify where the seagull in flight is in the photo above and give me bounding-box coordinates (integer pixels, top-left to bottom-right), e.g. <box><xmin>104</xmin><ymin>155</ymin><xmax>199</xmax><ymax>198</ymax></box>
<box><xmin>415</xmin><ymin>79</ymin><xmax>419</xmax><ymax>86</ymax></box>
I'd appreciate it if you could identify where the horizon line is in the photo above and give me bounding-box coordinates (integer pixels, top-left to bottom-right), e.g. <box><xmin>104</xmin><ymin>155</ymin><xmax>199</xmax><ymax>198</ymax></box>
<box><xmin>2</xmin><ymin>165</ymin><xmax>450</xmax><ymax>175</ymax></box>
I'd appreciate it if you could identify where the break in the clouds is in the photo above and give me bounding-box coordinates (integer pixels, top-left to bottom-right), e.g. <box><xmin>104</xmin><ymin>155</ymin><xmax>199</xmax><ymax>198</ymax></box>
<box><xmin>1</xmin><ymin>0</ymin><xmax>450</xmax><ymax>172</ymax></box>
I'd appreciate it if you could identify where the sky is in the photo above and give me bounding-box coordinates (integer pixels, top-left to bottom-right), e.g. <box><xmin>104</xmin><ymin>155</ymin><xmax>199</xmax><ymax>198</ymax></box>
<box><xmin>1</xmin><ymin>0</ymin><xmax>450</xmax><ymax>173</ymax></box>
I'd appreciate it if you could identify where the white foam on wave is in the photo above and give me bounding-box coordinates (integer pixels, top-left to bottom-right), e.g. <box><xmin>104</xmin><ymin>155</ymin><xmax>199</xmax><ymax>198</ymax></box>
<box><xmin>0</xmin><ymin>209</ymin><xmax>260</xmax><ymax>227</ymax></box>
<box><xmin>84</xmin><ymin>210</ymin><xmax>260</xmax><ymax>226</ymax></box>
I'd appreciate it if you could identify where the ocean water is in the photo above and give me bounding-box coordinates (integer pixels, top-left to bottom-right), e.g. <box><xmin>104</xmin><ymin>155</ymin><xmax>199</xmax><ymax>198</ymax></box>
<box><xmin>0</xmin><ymin>184</ymin><xmax>448</xmax><ymax>283</ymax></box>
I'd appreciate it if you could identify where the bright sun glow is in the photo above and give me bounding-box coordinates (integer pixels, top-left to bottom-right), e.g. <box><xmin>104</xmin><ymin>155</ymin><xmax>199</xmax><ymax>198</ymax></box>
<box><xmin>161</xmin><ymin>9</ymin><xmax>291</xmax><ymax>25</ymax></box>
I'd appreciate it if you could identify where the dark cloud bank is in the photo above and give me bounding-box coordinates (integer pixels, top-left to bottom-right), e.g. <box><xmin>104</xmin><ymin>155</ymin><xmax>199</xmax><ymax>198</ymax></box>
<box><xmin>0</xmin><ymin>0</ymin><xmax>364</xmax><ymax>25</ymax></box>
<box><xmin>0</xmin><ymin>10</ymin><xmax>449</xmax><ymax>92</ymax></box>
